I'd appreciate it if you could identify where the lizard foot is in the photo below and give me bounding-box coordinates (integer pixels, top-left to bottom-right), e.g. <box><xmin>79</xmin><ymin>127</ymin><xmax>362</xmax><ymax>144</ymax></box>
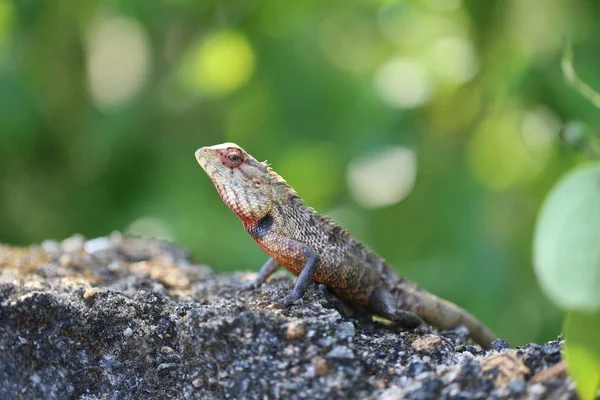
<box><xmin>237</xmin><ymin>280</ymin><xmax>259</xmax><ymax>292</ymax></box>
<box><xmin>414</xmin><ymin>324</ymin><xmax>433</xmax><ymax>335</ymax></box>
<box><xmin>217</xmin><ymin>284</ymin><xmax>241</xmax><ymax>296</ymax></box>
<box><xmin>275</xmin><ymin>295</ymin><xmax>301</xmax><ymax>308</ymax></box>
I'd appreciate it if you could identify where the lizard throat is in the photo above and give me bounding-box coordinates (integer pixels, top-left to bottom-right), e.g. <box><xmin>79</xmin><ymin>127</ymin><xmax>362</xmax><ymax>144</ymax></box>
<box><xmin>215</xmin><ymin>182</ymin><xmax>266</xmax><ymax>224</ymax></box>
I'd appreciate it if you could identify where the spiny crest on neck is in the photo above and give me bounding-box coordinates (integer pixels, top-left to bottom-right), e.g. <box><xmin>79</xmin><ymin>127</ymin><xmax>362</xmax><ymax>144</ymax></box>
<box><xmin>264</xmin><ymin>163</ymin><xmax>298</xmax><ymax>200</ymax></box>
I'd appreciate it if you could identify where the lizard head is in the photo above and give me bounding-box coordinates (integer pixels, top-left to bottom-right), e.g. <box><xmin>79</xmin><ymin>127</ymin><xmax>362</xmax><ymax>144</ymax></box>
<box><xmin>195</xmin><ymin>143</ymin><xmax>295</xmax><ymax>223</ymax></box>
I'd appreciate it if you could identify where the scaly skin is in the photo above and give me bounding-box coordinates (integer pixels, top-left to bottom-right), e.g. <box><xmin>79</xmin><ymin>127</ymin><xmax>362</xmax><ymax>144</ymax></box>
<box><xmin>195</xmin><ymin>143</ymin><xmax>497</xmax><ymax>347</ymax></box>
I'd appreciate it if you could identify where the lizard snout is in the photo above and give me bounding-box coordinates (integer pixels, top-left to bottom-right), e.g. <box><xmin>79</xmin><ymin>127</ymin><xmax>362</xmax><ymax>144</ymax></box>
<box><xmin>195</xmin><ymin>147</ymin><xmax>209</xmax><ymax>160</ymax></box>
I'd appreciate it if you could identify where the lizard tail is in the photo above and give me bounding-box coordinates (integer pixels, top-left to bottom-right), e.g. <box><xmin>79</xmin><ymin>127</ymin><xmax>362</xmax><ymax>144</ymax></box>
<box><xmin>399</xmin><ymin>285</ymin><xmax>497</xmax><ymax>348</ymax></box>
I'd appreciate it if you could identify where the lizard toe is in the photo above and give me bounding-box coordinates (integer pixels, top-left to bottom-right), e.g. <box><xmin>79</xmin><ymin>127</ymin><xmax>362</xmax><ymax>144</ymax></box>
<box><xmin>238</xmin><ymin>281</ymin><xmax>259</xmax><ymax>292</ymax></box>
<box><xmin>276</xmin><ymin>295</ymin><xmax>300</xmax><ymax>308</ymax></box>
<box><xmin>414</xmin><ymin>324</ymin><xmax>433</xmax><ymax>335</ymax></box>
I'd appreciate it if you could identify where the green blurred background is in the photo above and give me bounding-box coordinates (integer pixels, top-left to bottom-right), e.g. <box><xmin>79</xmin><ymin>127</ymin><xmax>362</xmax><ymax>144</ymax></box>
<box><xmin>0</xmin><ymin>0</ymin><xmax>598</xmax><ymax>345</ymax></box>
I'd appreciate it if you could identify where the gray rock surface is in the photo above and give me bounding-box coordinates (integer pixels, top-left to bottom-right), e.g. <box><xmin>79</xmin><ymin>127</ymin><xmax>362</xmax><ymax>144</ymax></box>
<box><xmin>0</xmin><ymin>234</ymin><xmax>576</xmax><ymax>399</ymax></box>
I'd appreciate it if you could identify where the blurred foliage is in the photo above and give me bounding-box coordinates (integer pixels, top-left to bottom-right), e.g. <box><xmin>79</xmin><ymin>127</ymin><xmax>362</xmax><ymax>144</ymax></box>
<box><xmin>0</xmin><ymin>0</ymin><xmax>599</xmax><ymax>345</ymax></box>
<box><xmin>563</xmin><ymin>312</ymin><xmax>600</xmax><ymax>400</ymax></box>
<box><xmin>535</xmin><ymin>42</ymin><xmax>600</xmax><ymax>399</ymax></box>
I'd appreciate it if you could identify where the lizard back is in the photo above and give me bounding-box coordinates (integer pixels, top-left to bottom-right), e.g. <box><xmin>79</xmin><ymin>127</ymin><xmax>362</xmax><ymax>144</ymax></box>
<box><xmin>259</xmin><ymin>195</ymin><xmax>401</xmax><ymax>304</ymax></box>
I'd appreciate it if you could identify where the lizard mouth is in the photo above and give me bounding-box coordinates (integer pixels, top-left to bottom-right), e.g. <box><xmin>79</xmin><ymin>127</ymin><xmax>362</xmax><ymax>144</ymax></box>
<box><xmin>195</xmin><ymin>149</ymin><xmax>230</xmax><ymax>181</ymax></box>
<box><xmin>195</xmin><ymin>148</ymin><xmax>209</xmax><ymax>167</ymax></box>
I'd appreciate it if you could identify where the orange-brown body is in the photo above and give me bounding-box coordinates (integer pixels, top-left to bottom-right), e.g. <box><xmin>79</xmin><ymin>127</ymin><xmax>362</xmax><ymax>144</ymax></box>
<box><xmin>196</xmin><ymin>143</ymin><xmax>497</xmax><ymax>347</ymax></box>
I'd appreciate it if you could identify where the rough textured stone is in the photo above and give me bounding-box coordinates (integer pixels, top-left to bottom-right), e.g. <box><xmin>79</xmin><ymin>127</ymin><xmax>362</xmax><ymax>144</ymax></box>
<box><xmin>0</xmin><ymin>234</ymin><xmax>583</xmax><ymax>399</ymax></box>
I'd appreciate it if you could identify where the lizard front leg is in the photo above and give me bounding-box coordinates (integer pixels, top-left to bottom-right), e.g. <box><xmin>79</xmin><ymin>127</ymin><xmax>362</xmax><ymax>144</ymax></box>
<box><xmin>255</xmin><ymin>234</ymin><xmax>320</xmax><ymax>307</ymax></box>
<box><xmin>239</xmin><ymin>257</ymin><xmax>280</xmax><ymax>290</ymax></box>
<box><xmin>278</xmin><ymin>246</ymin><xmax>319</xmax><ymax>307</ymax></box>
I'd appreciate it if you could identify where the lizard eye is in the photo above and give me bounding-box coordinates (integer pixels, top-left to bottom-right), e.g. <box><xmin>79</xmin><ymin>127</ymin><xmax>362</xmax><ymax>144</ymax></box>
<box><xmin>222</xmin><ymin>149</ymin><xmax>244</xmax><ymax>168</ymax></box>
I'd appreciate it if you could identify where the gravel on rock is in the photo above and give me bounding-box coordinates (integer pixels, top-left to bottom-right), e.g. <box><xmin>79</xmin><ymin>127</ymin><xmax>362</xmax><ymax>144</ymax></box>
<box><xmin>0</xmin><ymin>233</ymin><xmax>580</xmax><ymax>399</ymax></box>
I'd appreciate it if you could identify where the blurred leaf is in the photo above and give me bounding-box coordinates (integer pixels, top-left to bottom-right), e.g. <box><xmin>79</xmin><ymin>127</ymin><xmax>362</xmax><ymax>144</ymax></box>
<box><xmin>563</xmin><ymin>311</ymin><xmax>600</xmax><ymax>400</ymax></box>
<box><xmin>533</xmin><ymin>164</ymin><xmax>600</xmax><ymax>311</ymax></box>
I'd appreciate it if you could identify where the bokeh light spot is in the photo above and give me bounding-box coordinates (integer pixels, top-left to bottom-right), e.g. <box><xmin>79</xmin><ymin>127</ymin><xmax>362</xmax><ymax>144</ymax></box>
<box><xmin>347</xmin><ymin>147</ymin><xmax>417</xmax><ymax>208</ymax></box>
<box><xmin>429</xmin><ymin>36</ymin><xmax>478</xmax><ymax>84</ymax></box>
<box><xmin>180</xmin><ymin>30</ymin><xmax>255</xmax><ymax>96</ymax></box>
<box><xmin>86</xmin><ymin>16</ymin><xmax>151</xmax><ymax>111</ymax></box>
<box><xmin>374</xmin><ymin>58</ymin><xmax>432</xmax><ymax>108</ymax></box>
<box><xmin>468</xmin><ymin>106</ymin><xmax>559</xmax><ymax>191</ymax></box>
<box><xmin>521</xmin><ymin>106</ymin><xmax>559</xmax><ymax>153</ymax></box>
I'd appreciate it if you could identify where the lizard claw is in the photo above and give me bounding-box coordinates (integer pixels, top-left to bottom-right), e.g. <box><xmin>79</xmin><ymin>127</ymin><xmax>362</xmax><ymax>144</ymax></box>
<box><xmin>414</xmin><ymin>324</ymin><xmax>433</xmax><ymax>335</ymax></box>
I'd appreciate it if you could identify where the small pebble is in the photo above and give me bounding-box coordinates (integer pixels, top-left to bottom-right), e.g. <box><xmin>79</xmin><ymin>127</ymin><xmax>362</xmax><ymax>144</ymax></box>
<box><xmin>83</xmin><ymin>287</ymin><xmax>105</xmax><ymax>300</ymax></box>
<box><xmin>41</xmin><ymin>240</ymin><xmax>60</xmax><ymax>255</ymax></box>
<box><xmin>61</xmin><ymin>234</ymin><xmax>85</xmax><ymax>253</ymax></box>
<box><xmin>528</xmin><ymin>383</ymin><xmax>546</xmax><ymax>396</ymax></box>
<box><xmin>379</xmin><ymin>385</ymin><xmax>404</xmax><ymax>400</ymax></box>
<box><xmin>311</xmin><ymin>356</ymin><xmax>328</xmax><ymax>376</ymax></box>
<box><xmin>123</xmin><ymin>327</ymin><xmax>133</xmax><ymax>338</ymax></box>
<box><xmin>337</xmin><ymin>322</ymin><xmax>355</xmax><ymax>340</ymax></box>
<box><xmin>286</xmin><ymin>321</ymin><xmax>306</xmax><ymax>340</ymax></box>
<box><xmin>160</xmin><ymin>346</ymin><xmax>175</xmax><ymax>355</ymax></box>
<box><xmin>411</xmin><ymin>335</ymin><xmax>444</xmax><ymax>354</ymax></box>
<box><xmin>326</xmin><ymin>345</ymin><xmax>354</xmax><ymax>360</ymax></box>
<box><xmin>374</xmin><ymin>380</ymin><xmax>386</xmax><ymax>390</ymax></box>
<box><xmin>317</xmin><ymin>337</ymin><xmax>335</xmax><ymax>348</ymax></box>
<box><xmin>489</xmin><ymin>339</ymin><xmax>510</xmax><ymax>352</ymax></box>
<box><xmin>192</xmin><ymin>378</ymin><xmax>203</xmax><ymax>388</ymax></box>
<box><xmin>507</xmin><ymin>378</ymin><xmax>526</xmax><ymax>393</ymax></box>
<box><xmin>157</xmin><ymin>363</ymin><xmax>179</xmax><ymax>372</ymax></box>
<box><xmin>107</xmin><ymin>261</ymin><xmax>122</xmax><ymax>271</ymax></box>
<box><xmin>84</xmin><ymin>237</ymin><xmax>111</xmax><ymax>254</ymax></box>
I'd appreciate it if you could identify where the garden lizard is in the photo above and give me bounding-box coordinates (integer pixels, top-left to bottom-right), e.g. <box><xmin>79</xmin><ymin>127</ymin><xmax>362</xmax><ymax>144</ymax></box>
<box><xmin>195</xmin><ymin>143</ymin><xmax>496</xmax><ymax>347</ymax></box>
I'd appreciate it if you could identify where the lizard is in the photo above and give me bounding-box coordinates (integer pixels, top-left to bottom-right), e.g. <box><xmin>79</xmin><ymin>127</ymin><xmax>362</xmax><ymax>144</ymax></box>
<box><xmin>195</xmin><ymin>142</ymin><xmax>497</xmax><ymax>347</ymax></box>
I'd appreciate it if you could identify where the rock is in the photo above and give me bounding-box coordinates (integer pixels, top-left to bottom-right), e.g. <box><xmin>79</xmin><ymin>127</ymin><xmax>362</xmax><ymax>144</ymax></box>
<box><xmin>0</xmin><ymin>234</ymin><xmax>581</xmax><ymax>400</ymax></box>
<box><xmin>479</xmin><ymin>350</ymin><xmax>530</xmax><ymax>387</ymax></box>
<box><xmin>411</xmin><ymin>334</ymin><xmax>445</xmax><ymax>354</ymax></box>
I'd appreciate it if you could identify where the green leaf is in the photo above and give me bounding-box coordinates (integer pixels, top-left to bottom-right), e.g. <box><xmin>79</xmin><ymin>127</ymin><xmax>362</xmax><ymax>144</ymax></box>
<box><xmin>533</xmin><ymin>163</ymin><xmax>600</xmax><ymax>311</ymax></box>
<box><xmin>563</xmin><ymin>311</ymin><xmax>600</xmax><ymax>400</ymax></box>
